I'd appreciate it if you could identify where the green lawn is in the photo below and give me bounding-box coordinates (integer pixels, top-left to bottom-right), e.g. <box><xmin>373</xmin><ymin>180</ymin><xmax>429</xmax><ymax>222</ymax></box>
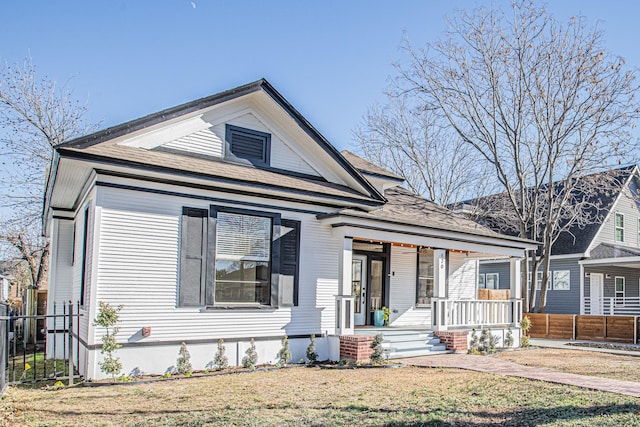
<box><xmin>2</xmin><ymin>366</ymin><xmax>639</xmax><ymax>426</ymax></box>
<box><xmin>6</xmin><ymin>351</ymin><xmax>69</xmax><ymax>383</ymax></box>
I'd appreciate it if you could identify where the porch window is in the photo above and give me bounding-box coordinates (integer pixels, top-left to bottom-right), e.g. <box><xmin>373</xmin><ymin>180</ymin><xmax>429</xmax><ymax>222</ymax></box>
<box><xmin>615</xmin><ymin>276</ymin><xmax>625</xmax><ymax>303</ymax></box>
<box><xmin>215</xmin><ymin>212</ymin><xmax>272</xmax><ymax>305</ymax></box>
<box><xmin>416</xmin><ymin>249</ymin><xmax>434</xmax><ymax>306</ymax></box>
<box><xmin>478</xmin><ymin>273</ymin><xmax>485</xmax><ymax>288</ymax></box>
<box><xmin>552</xmin><ymin>270</ymin><xmax>570</xmax><ymax>290</ymax></box>
<box><xmin>485</xmin><ymin>273</ymin><xmax>499</xmax><ymax>290</ymax></box>
<box><xmin>615</xmin><ymin>213</ymin><xmax>624</xmax><ymax>242</ymax></box>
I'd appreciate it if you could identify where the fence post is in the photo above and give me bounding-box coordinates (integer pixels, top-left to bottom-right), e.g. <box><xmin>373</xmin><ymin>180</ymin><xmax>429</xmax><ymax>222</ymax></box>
<box><xmin>635</xmin><ymin>316</ymin><xmax>638</xmax><ymax>345</ymax></box>
<box><xmin>572</xmin><ymin>315</ymin><xmax>576</xmax><ymax>341</ymax></box>
<box><xmin>68</xmin><ymin>301</ymin><xmax>74</xmax><ymax>386</ymax></box>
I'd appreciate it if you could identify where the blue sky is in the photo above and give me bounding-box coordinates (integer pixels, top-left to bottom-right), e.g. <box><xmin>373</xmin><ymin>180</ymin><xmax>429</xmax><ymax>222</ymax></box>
<box><xmin>2</xmin><ymin>0</ymin><xmax>640</xmax><ymax>151</ymax></box>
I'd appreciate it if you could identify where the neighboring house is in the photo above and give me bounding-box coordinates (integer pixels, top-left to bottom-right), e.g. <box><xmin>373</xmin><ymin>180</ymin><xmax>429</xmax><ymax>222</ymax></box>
<box><xmin>43</xmin><ymin>79</ymin><xmax>535</xmax><ymax>379</ymax></box>
<box><xmin>473</xmin><ymin>166</ymin><xmax>640</xmax><ymax>315</ymax></box>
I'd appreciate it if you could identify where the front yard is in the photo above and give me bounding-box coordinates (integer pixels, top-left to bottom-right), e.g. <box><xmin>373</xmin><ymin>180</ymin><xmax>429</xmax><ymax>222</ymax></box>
<box><xmin>495</xmin><ymin>347</ymin><xmax>640</xmax><ymax>382</ymax></box>
<box><xmin>2</xmin><ymin>354</ymin><xmax>640</xmax><ymax>426</ymax></box>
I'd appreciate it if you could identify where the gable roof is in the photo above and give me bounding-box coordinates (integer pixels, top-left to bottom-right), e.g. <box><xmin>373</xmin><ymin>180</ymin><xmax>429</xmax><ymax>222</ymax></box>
<box><xmin>457</xmin><ymin>166</ymin><xmax>637</xmax><ymax>256</ymax></box>
<box><xmin>45</xmin><ymin>80</ymin><xmax>387</xmax><ymax>221</ymax></box>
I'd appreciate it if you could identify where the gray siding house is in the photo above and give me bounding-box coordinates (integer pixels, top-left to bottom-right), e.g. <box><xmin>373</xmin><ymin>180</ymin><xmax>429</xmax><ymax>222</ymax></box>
<box><xmin>479</xmin><ymin>166</ymin><xmax>640</xmax><ymax>315</ymax></box>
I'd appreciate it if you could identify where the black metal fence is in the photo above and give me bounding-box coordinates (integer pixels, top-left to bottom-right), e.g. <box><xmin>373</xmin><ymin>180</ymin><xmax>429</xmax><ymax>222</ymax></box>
<box><xmin>1</xmin><ymin>301</ymin><xmax>82</xmax><ymax>395</ymax></box>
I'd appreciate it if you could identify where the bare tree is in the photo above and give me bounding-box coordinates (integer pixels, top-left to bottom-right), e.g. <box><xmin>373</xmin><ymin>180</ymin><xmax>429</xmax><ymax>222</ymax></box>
<box><xmin>0</xmin><ymin>57</ymin><xmax>94</xmax><ymax>298</ymax></box>
<box><xmin>393</xmin><ymin>0</ymin><xmax>640</xmax><ymax>312</ymax></box>
<box><xmin>353</xmin><ymin>92</ymin><xmax>496</xmax><ymax>205</ymax></box>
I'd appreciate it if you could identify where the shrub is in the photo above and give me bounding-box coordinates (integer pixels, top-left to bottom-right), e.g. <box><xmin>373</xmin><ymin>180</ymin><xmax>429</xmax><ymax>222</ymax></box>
<box><xmin>213</xmin><ymin>339</ymin><xmax>229</xmax><ymax>370</ymax></box>
<box><xmin>242</xmin><ymin>338</ymin><xmax>258</xmax><ymax>370</ymax></box>
<box><xmin>306</xmin><ymin>334</ymin><xmax>318</xmax><ymax>363</ymax></box>
<box><xmin>277</xmin><ymin>335</ymin><xmax>292</xmax><ymax>365</ymax></box>
<box><xmin>468</xmin><ymin>328</ymin><xmax>479</xmax><ymax>354</ymax></box>
<box><xmin>521</xmin><ymin>315</ymin><xmax>532</xmax><ymax>348</ymax></box>
<box><xmin>504</xmin><ymin>328</ymin><xmax>514</xmax><ymax>348</ymax></box>
<box><xmin>381</xmin><ymin>306</ymin><xmax>390</xmax><ymax>326</ymax></box>
<box><xmin>370</xmin><ymin>334</ymin><xmax>385</xmax><ymax>364</ymax></box>
<box><xmin>177</xmin><ymin>342</ymin><xmax>193</xmax><ymax>375</ymax></box>
<box><xmin>93</xmin><ymin>301</ymin><xmax>123</xmax><ymax>382</ymax></box>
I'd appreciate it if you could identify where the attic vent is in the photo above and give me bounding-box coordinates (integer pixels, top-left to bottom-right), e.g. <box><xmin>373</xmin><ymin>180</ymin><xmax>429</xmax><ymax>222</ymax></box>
<box><xmin>226</xmin><ymin>124</ymin><xmax>271</xmax><ymax>167</ymax></box>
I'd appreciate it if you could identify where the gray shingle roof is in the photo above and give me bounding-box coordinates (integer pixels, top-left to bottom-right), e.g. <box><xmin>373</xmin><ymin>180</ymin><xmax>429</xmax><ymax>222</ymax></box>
<box><xmin>322</xmin><ymin>187</ymin><xmax>528</xmax><ymax>241</ymax></box>
<box><xmin>457</xmin><ymin>166</ymin><xmax>637</xmax><ymax>256</ymax></box>
<box><xmin>590</xmin><ymin>243</ymin><xmax>640</xmax><ymax>259</ymax></box>
<box><xmin>340</xmin><ymin>151</ymin><xmax>403</xmax><ymax>181</ymax></box>
<box><xmin>59</xmin><ymin>144</ymin><xmax>383</xmax><ymax>205</ymax></box>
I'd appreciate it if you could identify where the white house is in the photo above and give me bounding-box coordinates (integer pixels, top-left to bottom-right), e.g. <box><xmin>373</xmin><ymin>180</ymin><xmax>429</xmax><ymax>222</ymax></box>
<box><xmin>43</xmin><ymin>79</ymin><xmax>536</xmax><ymax>379</ymax></box>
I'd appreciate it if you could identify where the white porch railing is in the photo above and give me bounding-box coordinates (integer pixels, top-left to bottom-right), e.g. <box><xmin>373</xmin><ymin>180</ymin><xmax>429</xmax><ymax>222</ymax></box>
<box><xmin>584</xmin><ymin>297</ymin><xmax>640</xmax><ymax>316</ymax></box>
<box><xmin>432</xmin><ymin>298</ymin><xmax>522</xmax><ymax>330</ymax></box>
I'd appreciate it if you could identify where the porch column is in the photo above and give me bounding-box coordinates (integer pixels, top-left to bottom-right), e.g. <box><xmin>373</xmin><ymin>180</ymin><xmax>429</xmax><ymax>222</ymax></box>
<box><xmin>432</xmin><ymin>249</ymin><xmax>447</xmax><ymax>331</ymax></box>
<box><xmin>509</xmin><ymin>257</ymin><xmax>522</xmax><ymax>326</ymax></box>
<box><xmin>336</xmin><ymin>237</ymin><xmax>354</xmax><ymax>335</ymax></box>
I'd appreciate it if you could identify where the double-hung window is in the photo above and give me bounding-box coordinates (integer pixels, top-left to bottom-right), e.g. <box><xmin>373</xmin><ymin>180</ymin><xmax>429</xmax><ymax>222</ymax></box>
<box><xmin>615</xmin><ymin>276</ymin><xmax>625</xmax><ymax>304</ymax></box>
<box><xmin>178</xmin><ymin>206</ymin><xmax>300</xmax><ymax>308</ymax></box>
<box><xmin>416</xmin><ymin>249</ymin><xmax>434</xmax><ymax>306</ymax></box>
<box><xmin>615</xmin><ymin>213</ymin><xmax>624</xmax><ymax>242</ymax></box>
<box><xmin>215</xmin><ymin>212</ymin><xmax>272</xmax><ymax>305</ymax></box>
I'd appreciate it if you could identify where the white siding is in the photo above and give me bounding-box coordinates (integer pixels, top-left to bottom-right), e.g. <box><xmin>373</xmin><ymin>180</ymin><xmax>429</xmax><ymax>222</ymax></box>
<box><xmin>591</xmin><ymin>186</ymin><xmax>640</xmax><ymax>250</ymax></box>
<box><xmin>213</xmin><ymin>113</ymin><xmax>319</xmax><ymax>176</ymax></box>
<box><xmin>90</xmin><ymin>184</ymin><xmax>339</xmax><ymax>350</ymax></box>
<box><xmin>388</xmin><ymin>246</ymin><xmax>431</xmax><ymax>326</ymax></box>
<box><xmin>162</xmin><ymin>128</ymin><xmax>224</xmax><ymax>158</ymax></box>
<box><xmin>448</xmin><ymin>253</ymin><xmax>477</xmax><ymax>300</ymax></box>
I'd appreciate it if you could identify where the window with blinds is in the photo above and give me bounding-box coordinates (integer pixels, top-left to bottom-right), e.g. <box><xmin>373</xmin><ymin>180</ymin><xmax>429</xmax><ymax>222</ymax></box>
<box><xmin>215</xmin><ymin>212</ymin><xmax>272</xmax><ymax>305</ymax></box>
<box><xmin>178</xmin><ymin>205</ymin><xmax>300</xmax><ymax>308</ymax></box>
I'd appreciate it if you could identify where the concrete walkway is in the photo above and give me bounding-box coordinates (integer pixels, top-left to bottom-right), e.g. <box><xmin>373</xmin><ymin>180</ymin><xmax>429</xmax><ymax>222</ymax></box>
<box><xmin>404</xmin><ymin>353</ymin><xmax>640</xmax><ymax>398</ymax></box>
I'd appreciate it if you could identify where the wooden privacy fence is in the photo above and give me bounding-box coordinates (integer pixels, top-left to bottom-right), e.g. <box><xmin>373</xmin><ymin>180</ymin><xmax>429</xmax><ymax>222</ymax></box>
<box><xmin>527</xmin><ymin>313</ymin><xmax>640</xmax><ymax>343</ymax></box>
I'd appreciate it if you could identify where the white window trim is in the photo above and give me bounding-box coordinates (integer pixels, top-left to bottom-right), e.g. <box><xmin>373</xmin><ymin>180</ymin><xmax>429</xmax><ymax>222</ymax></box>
<box><xmin>552</xmin><ymin>270</ymin><xmax>570</xmax><ymax>291</ymax></box>
<box><xmin>478</xmin><ymin>273</ymin><xmax>486</xmax><ymax>289</ymax></box>
<box><xmin>615</xmin><ymin>276</ymin><xmax>625</xmax><ymax>302</ymax></box>
<box><xmin>615</xmin><ymin>212</ymin><xmax>624</xmax><ymax>242</ymax></box>
<box><xmin>637</xmin><ymin>218</ymin><xmax>640</xmax><ymax>247</ymax></box>
<box><xmin>485</xmin><ymin>273</ymin><xmax>499</xmax><ymax>290</ymax></box>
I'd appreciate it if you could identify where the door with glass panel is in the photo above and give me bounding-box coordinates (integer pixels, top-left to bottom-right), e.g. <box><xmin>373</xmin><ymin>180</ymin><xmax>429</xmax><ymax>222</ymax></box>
<box><xmin>352</xmin><ymin>255</ymin><xmax>367</xmax><ymax>325</ymax></box>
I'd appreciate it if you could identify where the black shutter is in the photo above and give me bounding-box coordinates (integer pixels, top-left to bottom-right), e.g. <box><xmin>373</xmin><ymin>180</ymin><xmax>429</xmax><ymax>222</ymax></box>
<box><xmin>179</xmin><ymin>207</ymin><xmax>208</xmax><ymax>307</ymax></box>
<box><xmin>279</xmin><ymin>219</ymin><xmax>301</xmax><ymax>307</ymax></box>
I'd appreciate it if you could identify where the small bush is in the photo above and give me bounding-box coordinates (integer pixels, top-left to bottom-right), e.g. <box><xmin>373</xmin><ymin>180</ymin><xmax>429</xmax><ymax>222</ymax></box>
<box><xmin>521</xmin><ymin>315</ymin><xmax>532</xmax><ymax>348</ymax></box>
<box><xmin>504</xmin><ymin>328</ymin><xmax>514</xmax><ymax>348</ymax></box>
<box><xmin>468</xmin><ymin>328</ymin><xmax>479</xmax><ymax>354</ymax></box>
<box><xmin>213</xmin><ymin>339</ymin><xmax>229</xmax><ymax>370</ymax></box>
<box><xmin>242</xmin><ymin>338</ymin><xmax>258</xmax><ymax>370</ymax></box>
<box><xmin>94</xmin><ymin>301</ymin><xmax>123</xmax><ymax>382</ymax></box>
<box><xmin>370</xmin><ymin>334</ymin><xmax>385</xmax><ymax>364</ymax></box>
<box><xmin>306</xmin><ymin>334</ymin><xmax>318</xmax><ymax>363</ymax></box>
<box><xmin>277</xmin><ymin>335</ymin><xmax>292</xmax><ymax>365</ymax></box>
<box><xmin>176</xmin><ymin>342</ymin><xmax>193</xmax><ymax>375</ymax></box>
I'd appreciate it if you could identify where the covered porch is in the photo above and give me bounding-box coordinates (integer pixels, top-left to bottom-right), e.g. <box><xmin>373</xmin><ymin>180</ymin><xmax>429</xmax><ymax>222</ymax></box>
<box><xmin>581</xmin><ymin>255</ymin><xmax>640</xmax><ymax>315</ymax></box>
<box><xmin>327</xmin><ymin>228</ymin><xmax>530</xmax><ymax>336</ymax></box>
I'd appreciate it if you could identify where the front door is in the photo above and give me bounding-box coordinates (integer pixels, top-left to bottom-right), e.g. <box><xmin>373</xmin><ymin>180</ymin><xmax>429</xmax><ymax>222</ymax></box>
<box><xmin>590</xmin><ymin>273</ymin><xmax>603</xmax><ymax>315</ymax></box>
<box><xmin>352</xmin><ymin>255</ymin><xmax>367</xmax><ymax>325</ymax></box>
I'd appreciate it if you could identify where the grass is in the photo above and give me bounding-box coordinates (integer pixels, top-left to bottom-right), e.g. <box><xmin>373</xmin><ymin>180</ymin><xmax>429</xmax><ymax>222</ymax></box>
<box><xmin>6</xmin><ymin>351</ymin><xmax>69</xmax><ymax>383</ymax></box>
<box><xmin>1</xmin><ymin>365</ymin><xmax>639</xmax><ymax>426</ymax></box>
<box><xmin>495</xmin><ymin>347</ymin><xmax>640</xmax><ymax>382</ymax></box>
